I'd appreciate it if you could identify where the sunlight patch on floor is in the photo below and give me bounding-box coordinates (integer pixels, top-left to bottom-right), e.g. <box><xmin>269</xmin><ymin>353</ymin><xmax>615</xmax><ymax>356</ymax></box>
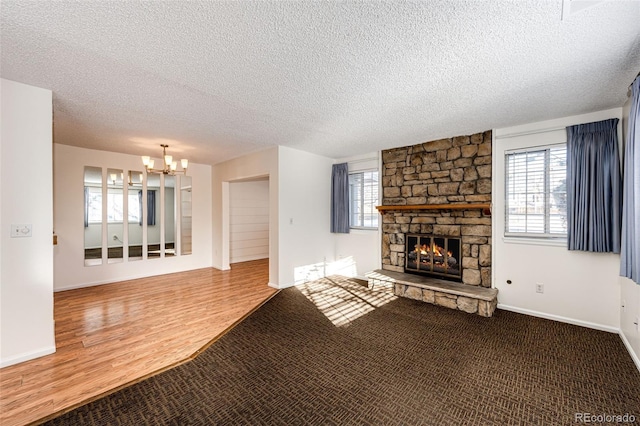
<box><xmin>296</xmin><ymin>275</ymin><xmax>397</xmax><ymax>327</ymax></box>
<box><xmin>293</xmin><ymin>256</ymin><xmax>359</xmax><ymax>285</ymax></box>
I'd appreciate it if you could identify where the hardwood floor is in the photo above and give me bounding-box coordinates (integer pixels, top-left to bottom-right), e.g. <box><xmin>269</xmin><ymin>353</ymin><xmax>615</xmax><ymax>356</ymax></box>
<box><xmin>0</xmin><ymin>259</ymin><xmax>275</xmax><ymax>426</ymax></box>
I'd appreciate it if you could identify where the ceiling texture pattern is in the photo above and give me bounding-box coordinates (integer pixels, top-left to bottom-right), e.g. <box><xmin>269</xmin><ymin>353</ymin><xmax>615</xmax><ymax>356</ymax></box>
<box><xmin>1</xmin><ymin>1</ymin><xmax>639</xmax><ymax>165</ymax></box>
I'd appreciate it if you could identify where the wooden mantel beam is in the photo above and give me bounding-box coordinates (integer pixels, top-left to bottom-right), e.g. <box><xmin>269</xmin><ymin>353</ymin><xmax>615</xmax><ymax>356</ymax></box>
<box><xmin>375</xmin><ymin>203</ymin><xmax>491</xmax><ymax>213</ymax></box>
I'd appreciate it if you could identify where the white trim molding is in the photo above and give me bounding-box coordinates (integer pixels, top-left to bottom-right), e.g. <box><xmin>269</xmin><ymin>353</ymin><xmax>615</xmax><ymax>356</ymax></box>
<box><xmin>497</xmin><ymin>304</ymin><xmax>619</xmax><ymax>333</ymax></box>
<box><xmin>0</xmin><ymin>346</ymin><xmax>56</xmax><ymax>368</ymax></box>
<box><xmin>619</xmin><ymin>329</ymin><xmax>640</xmax><ymax>374</ymax></box>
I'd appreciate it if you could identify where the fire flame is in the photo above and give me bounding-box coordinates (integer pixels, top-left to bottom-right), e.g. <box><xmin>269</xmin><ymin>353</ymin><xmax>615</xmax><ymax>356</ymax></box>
<box><xmin>415</xmin><ymin>243</ymin><xmax>444</xmax><ymax>257</ymax></box>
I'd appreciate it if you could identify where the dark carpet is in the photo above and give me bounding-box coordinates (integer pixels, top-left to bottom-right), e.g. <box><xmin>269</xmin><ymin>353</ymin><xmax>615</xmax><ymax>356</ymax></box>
<box><xmin>43</xmin><ymin>276</ymin><xmax>640</xmax><ymax>425</ymax></box>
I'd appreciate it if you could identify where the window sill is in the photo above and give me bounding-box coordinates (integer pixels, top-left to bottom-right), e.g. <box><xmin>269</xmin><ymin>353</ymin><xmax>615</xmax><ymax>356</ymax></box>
<box><xmin>349</xmin><ymin>227</ymin><xmax>379</xmax><ymax>233</ymax></box>
<box><xmin>502</xmin><ymin>236</ymin><xmax>567</xmax><ymax>248</ymax></box>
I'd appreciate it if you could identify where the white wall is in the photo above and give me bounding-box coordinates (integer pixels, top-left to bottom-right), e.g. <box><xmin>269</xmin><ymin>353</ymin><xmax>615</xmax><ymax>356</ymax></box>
<box><xmin>619</xmin><ymin>96</ymin><xmax>640</xmax><ymax>370</ymax></box>
<box><xmin>621</xmin><ymin>276</ymin><xmax>640</xmax><ymax>369</ymax></box>
<box><xmin>212</xmin><ymin>147</ymin><xmax>279</xmax><ymax>285</ymax></box>
<box><xmin>212</xmin><ymin>146</ymin><xmax>335</xmax><ymax>288</ymax></box>
<box><xmin>334</xmin><ymin>153</ymin><xmax>381</xmax><ymax>278</ymax></box>
<box><xmin>278</xmin><ymin>146</ymin><xmax>334</xmax><ymax>287</ymax></box>
<box><xmin>1</xmin><ymin>79</ymin><xmax>55</xmax><ymax>367</ymax></box>
<box><xmin>53</xmin><ymin>144</ymin><xmax>212</xmax><ymax>290</ymax></box>
<box><xmin>230</xmin><ymin>180</ymin><xmax>269</xmax><ymax>263</ymax></box>
<box><xmin>493</xmin><ymin>108</ymin><xmax>623</xmax><ymax>331</ymax></box>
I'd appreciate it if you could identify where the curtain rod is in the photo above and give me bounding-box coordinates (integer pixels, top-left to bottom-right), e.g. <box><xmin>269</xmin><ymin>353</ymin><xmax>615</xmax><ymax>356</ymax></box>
<box><xmin>344</xmin><ymin>156</ymin><xmax>378</xmax><ymax>164</ymax></box>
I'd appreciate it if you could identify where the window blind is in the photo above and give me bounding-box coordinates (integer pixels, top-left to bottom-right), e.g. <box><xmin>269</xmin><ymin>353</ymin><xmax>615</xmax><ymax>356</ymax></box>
<box><xmin>349</xmin><ymin>171</ymin><xmax>379</xmax><ymax>229</ymax></box>
<box><xmin>505</xmin><ymin>145</ymin><xmax>567</xmax><ymax>237</ymax></box>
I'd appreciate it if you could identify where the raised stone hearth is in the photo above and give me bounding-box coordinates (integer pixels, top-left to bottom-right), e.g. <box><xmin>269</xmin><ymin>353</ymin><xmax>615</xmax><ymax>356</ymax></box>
<box><xmin>367</xmin><ymin>269</ymin><xmax>498</xmax><ymax>317</ymax></box>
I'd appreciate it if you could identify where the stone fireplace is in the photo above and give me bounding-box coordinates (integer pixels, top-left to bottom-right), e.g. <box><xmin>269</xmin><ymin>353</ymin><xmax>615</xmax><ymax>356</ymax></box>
<box><xmin>380</xmin><ymin>131</ymin><xmax>492</xmax><ymax>288</ymax></box>
<box><xmin>369</xmin><ymin>130</ymin><xmax>497</xmax><ymax>316</ymax></box>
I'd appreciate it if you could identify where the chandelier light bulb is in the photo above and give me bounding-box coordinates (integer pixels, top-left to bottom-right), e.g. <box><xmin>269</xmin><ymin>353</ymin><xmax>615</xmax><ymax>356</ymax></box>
<box><xmin>141</xmin><ymin>145</ymin><xmax>188</xmax><ymax>175</ymax></box>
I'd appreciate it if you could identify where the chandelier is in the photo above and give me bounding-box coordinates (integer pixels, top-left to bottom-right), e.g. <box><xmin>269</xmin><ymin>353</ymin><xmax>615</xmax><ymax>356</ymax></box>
<box><xmin>141</xmin><ymin>144</ymin><xmax>188</xmax><ymax>175</ymax></box>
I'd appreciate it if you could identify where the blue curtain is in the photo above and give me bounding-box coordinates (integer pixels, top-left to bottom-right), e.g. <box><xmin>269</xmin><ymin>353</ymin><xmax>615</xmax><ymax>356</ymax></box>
<box><xmin>621</xmin><ymin>76</ymin><xmax>640</xmax><ymax>284</ymax></box>
<box><xmin>138</xmin><ymin>189</ymin><xmax>157</xmax><ymax>226</ymax></box>
<box><xmin>567</xmin><ymin>118</ymin><xmax>622</xmax><ymax>253</ymax></box>
<box><xmin>147</xmin><ymin>190</ymin><xmax>156</xmax><ymax>226</ymax></box>
<box><xmin>331</xmin><ymin>163</ymin><xmax>350</xmax><ymax>233</ymax></box>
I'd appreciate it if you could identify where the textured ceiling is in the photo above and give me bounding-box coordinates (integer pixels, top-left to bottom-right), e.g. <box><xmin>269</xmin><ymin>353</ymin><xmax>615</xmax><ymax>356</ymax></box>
<box><xmin>2</xmin><ymin>1</ymin><xmax>639</xmax><ymax>165</ymax></box>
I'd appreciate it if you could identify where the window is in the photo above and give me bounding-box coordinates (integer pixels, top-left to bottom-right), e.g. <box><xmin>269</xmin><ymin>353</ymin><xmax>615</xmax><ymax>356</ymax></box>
<box><xmin>86</xmin><ymin>186</ymin><xmax>102</xmax><ymax>224</ymax></box>
<box><xmin>127</xmin><ymin>192</ymin><xmax>141</xmax><ymax>223</ymax></box>
<box><xmin>106</xmin><ymin>189</ymin><xmax>124</xmax><ymax>223</ymax></box>
<box><xmin>505</xmin><ymin>144</ymin><xmax>567</xmax><ymax>237</ymax></box>
<box><xmin>85</xmin><ymin>187</ymin><xmax>141</xmax><ymax>223</ymax></box>
<box><xmin>349</xmin><ymin>171</ymin><xmax>379</xmax><ymax>229</ymax></box>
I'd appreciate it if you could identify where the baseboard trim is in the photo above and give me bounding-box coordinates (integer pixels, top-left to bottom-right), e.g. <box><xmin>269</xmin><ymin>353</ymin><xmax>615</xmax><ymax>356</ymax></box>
<box><xmin>1</xmin><ymin>345</ymin><xmax>56</xmax><ymax>368</ymax></box>
<box><xmin>55</xmin><ymin>275</ymin><xmax>152</xmax><ymax>291</ymax></box>
<box><xmin>55</xmin><ymin>266</ymin><xmax>219</xmax><ymax>292</ymax></box>
<box><xmin>497</xmin><ymin>304</ymin><xmax>619</xmax><ymax>333</ymax></box>
<box><xmin>212</xmin><ymin>262</ymin><xmax>230</xmax><ymax>271</ymax></box>
<box><xmin>230</xmin><ymin>255</ymin><xmax>268</xmax><ymax>264</ymax></box>
<box><xmin>619</xmin><ymin>329</ymin><xmax>640</xmax><ymax>374</ymax></box>
<box><xmin>268</xmin><ymin>281</ymin><xmax>295</xmax><ymax>289</ymax></box>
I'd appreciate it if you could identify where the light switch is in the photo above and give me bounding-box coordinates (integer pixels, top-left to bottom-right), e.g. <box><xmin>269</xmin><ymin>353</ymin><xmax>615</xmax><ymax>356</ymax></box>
<box><xmin>11</xmin><ymin>224</ymin><xmax>32</xmax><ymax>238</ymax></box>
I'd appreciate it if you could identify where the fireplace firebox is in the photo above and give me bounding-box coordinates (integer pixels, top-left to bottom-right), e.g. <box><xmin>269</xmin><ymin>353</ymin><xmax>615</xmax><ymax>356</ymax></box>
<box><xmin>405</xmin><ymin>234</ymin><xmax>462</xmax><ymax>281</ymax></box>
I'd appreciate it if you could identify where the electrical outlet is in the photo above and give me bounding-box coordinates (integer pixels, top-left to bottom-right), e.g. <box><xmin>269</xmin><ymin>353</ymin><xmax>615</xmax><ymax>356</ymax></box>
<box><xmin>536</xmin><ymin>283</ymin><xmax>544</xmax><ymax>294</ymax></box>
